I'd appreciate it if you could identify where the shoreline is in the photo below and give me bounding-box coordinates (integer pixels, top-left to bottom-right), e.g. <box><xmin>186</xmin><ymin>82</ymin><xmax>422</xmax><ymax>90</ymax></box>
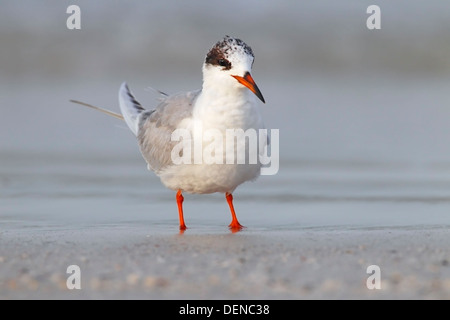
<box><xmin>1</xmin><ymin>225</ymin><xmax>449</xmax><ymax>299</ymax></box>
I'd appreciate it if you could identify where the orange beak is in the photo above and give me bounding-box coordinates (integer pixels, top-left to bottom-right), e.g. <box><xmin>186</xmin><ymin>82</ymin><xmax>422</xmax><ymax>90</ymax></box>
<box><xmin>231</xmin><ymin>72</ymin><xmax>265</xmax><ymax>103</ymax></box>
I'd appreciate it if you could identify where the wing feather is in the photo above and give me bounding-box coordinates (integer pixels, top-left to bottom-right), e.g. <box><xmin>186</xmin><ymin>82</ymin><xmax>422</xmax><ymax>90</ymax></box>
<box><xmin>137</xmin><ymin>90</ymin><xmax>200</xmax><ymax>173</ymax></box>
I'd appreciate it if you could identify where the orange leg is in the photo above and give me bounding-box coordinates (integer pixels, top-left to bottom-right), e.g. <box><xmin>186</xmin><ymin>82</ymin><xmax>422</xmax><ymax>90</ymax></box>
<box><xmin>176</xmin><ymin>190</ymin><xmax>187</xmax><ymax>231</ymax></box>
<box><xmin>226</xmin><ymin>192</ymin><xmax>244</xmax><ymax>232</ymax></box>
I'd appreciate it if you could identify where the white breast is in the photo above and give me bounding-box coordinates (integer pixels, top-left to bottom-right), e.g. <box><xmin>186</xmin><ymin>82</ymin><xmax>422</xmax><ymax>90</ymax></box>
<box><xmin>158</xmin><ymin>89</ymin><xmax>265</xmax><ymax>194</ymax></box>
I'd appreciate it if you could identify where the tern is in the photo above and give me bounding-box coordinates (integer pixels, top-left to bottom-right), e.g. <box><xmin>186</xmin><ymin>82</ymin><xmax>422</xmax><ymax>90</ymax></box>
<box><xmin>71</xmin><ymin>36</ymin><xmax>267</xmax><ymax>232</ymax></box>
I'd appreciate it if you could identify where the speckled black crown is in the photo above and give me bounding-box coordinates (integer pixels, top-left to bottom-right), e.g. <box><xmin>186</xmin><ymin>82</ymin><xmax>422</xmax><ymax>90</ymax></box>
<box><xmin>205</xmin><ymin>36</ymin><xmax>254</xmax><ymax>70</ymax></box>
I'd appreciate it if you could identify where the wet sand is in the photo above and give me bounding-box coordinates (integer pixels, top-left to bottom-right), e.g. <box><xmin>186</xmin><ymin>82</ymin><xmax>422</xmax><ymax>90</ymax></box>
<box><xmin>2</xmin><ymin>152</ymin><xmax>450</xmax><ymax>299</ymax></box>
<box><xmin>1</xmin><ymin>225</ymin><xmax>449</xmax><ymax>299</ymax></box>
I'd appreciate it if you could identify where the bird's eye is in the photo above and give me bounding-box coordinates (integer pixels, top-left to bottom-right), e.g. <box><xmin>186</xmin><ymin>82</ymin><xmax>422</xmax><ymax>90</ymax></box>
<box><xmin>218</xmin><ymin>59</ymin><xmax>229</xmax><ymax>67</ymax></box>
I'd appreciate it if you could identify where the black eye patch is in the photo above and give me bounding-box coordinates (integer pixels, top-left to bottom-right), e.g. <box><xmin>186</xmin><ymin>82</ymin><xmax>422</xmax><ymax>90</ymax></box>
<box><xmin>205</xmin><ymin>47</ymin><xmax>232</xmax><ymax>70</ymax></box>
<box><xmin>218</xmin><ymin>59</ymin><xmax>231</xmax><ymax>69</ymax></box>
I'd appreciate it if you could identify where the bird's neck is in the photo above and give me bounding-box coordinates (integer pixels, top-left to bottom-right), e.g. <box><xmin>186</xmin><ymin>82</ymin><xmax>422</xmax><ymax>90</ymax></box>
<box><xmin>194</xmin><ymin>81</ymin><xmax>260</xmax><ymax>130</ymax></box>
<box><xmin>201</xmin><ymin>79</ymin><xmax>251</xmax><ymax>103</ymax></box>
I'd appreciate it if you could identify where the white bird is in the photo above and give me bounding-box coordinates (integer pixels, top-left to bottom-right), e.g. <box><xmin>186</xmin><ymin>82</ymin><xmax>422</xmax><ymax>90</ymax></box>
<box><xmin>72</xmin><ymin>36</ymin><xmax>266</xmax><ymax>232</ymax></box>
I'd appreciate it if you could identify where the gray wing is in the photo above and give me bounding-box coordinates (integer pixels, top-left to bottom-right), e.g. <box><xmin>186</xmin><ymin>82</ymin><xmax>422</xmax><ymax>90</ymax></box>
<box><xmin>137</xmin><ymin>90</ymin><xmax>200</xmax><ymax>173</ymax></box>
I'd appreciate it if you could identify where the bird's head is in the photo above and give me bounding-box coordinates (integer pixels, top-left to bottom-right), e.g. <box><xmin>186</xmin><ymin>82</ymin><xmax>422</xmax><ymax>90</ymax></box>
<box><xmin>202</xmin><ymin>36</ymin><xmax>265</xmax><ymax>103</ymax></box>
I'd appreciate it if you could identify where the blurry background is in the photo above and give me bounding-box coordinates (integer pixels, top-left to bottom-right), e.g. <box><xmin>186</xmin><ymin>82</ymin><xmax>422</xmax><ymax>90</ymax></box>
<box><xmin>1</xmin><ymin>0</ymin><xmax>450</xmax><ymax>162</ymax></box>
<box><xmin>1</xmin><ymin>0</ymin><xmax>450</xmax><ymax>229</ymax></box>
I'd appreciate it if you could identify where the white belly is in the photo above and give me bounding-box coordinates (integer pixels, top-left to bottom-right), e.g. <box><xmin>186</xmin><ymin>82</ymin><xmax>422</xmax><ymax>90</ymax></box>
<box><xmin>159</xmin><ymin>162</ymin><xmax>261</xmax><ymax>194</ymax></box>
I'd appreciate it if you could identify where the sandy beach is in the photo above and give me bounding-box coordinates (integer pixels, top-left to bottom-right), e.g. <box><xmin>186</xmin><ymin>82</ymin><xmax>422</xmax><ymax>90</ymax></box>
<box><xmin>1</xmin><ymin>224</ymin><xmax>449</xmax><ymax>299</ymax></box>
<box><xmin>1</xmin><ymin>152</ymin><xmax>450</xmax><ymax>300</ymax></box>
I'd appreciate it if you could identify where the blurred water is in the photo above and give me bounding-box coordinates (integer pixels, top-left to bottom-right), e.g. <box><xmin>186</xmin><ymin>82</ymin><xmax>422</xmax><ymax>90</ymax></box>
<box><xmin>1</xmin><ymin>1</ymin><xmax>450</xmax><ymax>232</ymax></box>
<box><xmin>2</xmin><ymin>145</ymin><xmax>450</xmax><ymax>232</ymax></box>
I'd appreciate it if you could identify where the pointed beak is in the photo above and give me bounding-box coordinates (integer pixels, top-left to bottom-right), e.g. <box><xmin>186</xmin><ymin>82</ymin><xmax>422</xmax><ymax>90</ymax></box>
<box><xmin>231</xmin><ymin>72</ymin><xmax>265</xmax><ymax>103</ymax></box>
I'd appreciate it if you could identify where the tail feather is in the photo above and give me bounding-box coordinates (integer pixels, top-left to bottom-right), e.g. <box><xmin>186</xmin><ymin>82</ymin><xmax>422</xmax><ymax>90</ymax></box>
<box><xmin>70</xmin><ymin>82</ymin><xmax>146</xmax><ymax>137</ymax></box>
<box><xmin>69</xmin><ymin>99</ymin><xmax>124</xmax><ymax>120</ymax></box>
<box><xmin>119</xmin><ymin>82</ymin><xmax>145</xmax><ymax>136</ymax></box>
